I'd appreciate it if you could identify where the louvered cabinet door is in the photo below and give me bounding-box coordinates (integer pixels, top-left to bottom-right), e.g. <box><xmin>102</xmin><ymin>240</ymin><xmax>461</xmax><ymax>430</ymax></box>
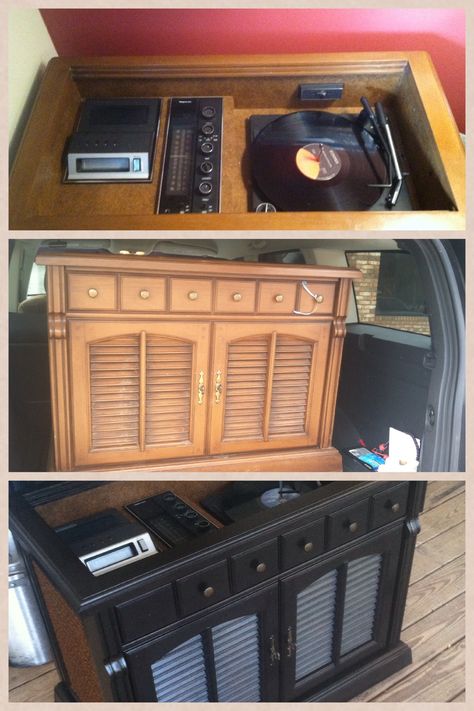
<box><xmin>280</xmin><ymin>526</ymin><xmax>404</xmax><ymax>701</ymax></box>
<box><xmin>125</xmin><ymin>586</ymin><xmax>279</xmax><ymax>702</ymax></box>
<box><xmin>209</xmin><ymin>322</ymin><xmax>331</xmax><ymax>454</ymax></box>
<box><xmin>68</xmin><ymin>321</ymin><xmax>210</xmax><ymax>468</ymax></box>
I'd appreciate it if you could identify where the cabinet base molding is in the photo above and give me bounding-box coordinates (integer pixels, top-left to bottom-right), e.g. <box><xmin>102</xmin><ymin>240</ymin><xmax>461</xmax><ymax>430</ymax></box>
<box><xmin>306</xmin><ymin>642</ymin><xmax>412</xmax><ymax>702</ymax></box>
<box><xmin>63</xmin><ymin>446</ymin><xmax>343</xmax><ymax>473</ymax></box>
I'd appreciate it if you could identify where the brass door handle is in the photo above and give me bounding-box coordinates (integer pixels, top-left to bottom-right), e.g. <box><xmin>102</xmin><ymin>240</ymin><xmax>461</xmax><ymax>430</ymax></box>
<box><xmin>286</xmin><ymin>626</ymin><xmax>296</xmax><ymax>658</ymax></box>
<box><xmin>269</xmin><ymin>635</ymin><xmax>280</xmax><ymax>665</ymax></box>
<box><xmin>215</xmin><ymin>370</ymin><xmax>223</xmax><ymax>403</ymax></box>
<box><xmin>198</xmin><ymin>370</ymin><xmax>205</xmax><ymax>405</ymax></box>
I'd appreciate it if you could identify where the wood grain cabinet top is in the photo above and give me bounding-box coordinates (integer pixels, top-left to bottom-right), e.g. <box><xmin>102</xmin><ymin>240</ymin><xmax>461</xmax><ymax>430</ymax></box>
<box><xmin>10</xmin><ymin>52</ymin><xmax>465</xmax><ymax>231</ymax></box>
<box><xmin>36</xmin><ymin>252</ymin><xmax>360</xmax><ymax>472</ymax></box>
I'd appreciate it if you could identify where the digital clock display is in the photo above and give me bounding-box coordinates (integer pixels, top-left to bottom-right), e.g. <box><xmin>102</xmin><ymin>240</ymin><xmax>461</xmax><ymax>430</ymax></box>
<box><xmin>85</xmin><ymin>543</ymin><xmax>138</xmax><ymax>574</ymax></box>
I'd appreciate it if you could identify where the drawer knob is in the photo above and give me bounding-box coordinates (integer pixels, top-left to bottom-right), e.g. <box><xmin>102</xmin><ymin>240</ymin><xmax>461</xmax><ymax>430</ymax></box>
<box><xmin>303</xmin><ymin>541</ymin><xmax>314</xmax><ymax>553</ymax></box>
<box><xmin>391</xmin><ymin>502</ymin><xmax>401</xmax><ymax>514</ymax></box>
<box><xmin>188</xmin><ymin>291</ymin><xmax>199</xmax><ymax>301</ymax></box>
<box><xmin>255</xmin><ymin>562</ymin><xmax>267</xmax><ymax>574</ymax></box>
<box><xmin>232</xmin><ymin>292</ymin><xmax>242</xmax><ymax>302</ymax></box>
<box><xmin>315</xmin><ymin>294</ymin><xmax>324</xmax><ymax>303</ymax></box>
<box><xmin>202</xmin><ymin>586</ymin><xmax>215</xmax><ymax>599</ymax></box>
<box><xmin>348</xmin><ymin>521</ymin><xmax>359</xmax><ymax>534</ymax></box>
<box><xmin>274</xmin><ymin>294</ymin><xmax>284</xmax><ymax>303</ymax></box>
<box><xmin>140</xmin><ymin>289</ymin><xmax>150</xmax><ymax>300</ymax></box>
<box><xmin>88</xmin><ymin>288</ymin><xmax>98</xmax><ymax>298</ymax></box>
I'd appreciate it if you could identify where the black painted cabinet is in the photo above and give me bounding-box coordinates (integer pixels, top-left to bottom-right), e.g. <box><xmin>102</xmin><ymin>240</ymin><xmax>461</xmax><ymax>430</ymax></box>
<box><xmin>126</xmin><ymin>585</ymin><xmax>279</xmax><ymax>702</ymax></box>
<box><xmin>280</xmin><ymin>525</ymin><xmax>403</xmax><ymax>700</ymax></box>
<box><xmin>8</xmin><ymin>480</ymin><xmax>426</xmax><ymax>703</ymax></box>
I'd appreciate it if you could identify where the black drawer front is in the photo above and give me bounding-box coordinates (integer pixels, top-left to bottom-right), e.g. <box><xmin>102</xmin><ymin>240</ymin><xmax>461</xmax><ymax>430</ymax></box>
<box><xmin>327</xmin><ymin>499</ymin><xmax>369</xmax><ymax>549</ymax></box>
<box><xmin>231</xmin><ymin>540</ymin><xmax>279</xmax><ymax>593</ymax></box>
<box><xmin>280</xmin><ymin>517</ymin><xmax>325</xmax><ymax>570</ymax></box>
<box><xmin>116</xmin><ymin>584</ymin><xmax>177</xmax><ymax>643</ymax></box>
<box><xmin>371</xmin><ymin>483</ymin><xmax>410</xmax><ymax>529</ymax></box>
<box><xmin>176</xmin><ymin>561</ymin><xmax>230</xmax><ymax>616</ymax></box>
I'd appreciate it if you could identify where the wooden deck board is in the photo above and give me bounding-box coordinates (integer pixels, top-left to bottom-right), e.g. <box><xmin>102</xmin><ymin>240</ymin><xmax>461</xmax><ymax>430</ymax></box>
<box><xmin>9</xmin><ymin>481</ymin><xmax>465</xmax><ymax>702</ymax></box>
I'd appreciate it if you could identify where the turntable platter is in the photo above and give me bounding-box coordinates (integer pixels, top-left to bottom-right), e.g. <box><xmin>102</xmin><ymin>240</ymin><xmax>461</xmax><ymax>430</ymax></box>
<box><xmin>250</xmin><ymin>111</ymin><xmax>387</xmax><ymax>212</ymax></box>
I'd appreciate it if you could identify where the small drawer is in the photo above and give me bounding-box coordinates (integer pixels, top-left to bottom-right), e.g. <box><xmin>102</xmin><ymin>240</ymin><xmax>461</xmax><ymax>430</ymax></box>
<box><xmin>231</xmin><ymin>540</ymin><xmax>278</xmax><ymax>593</ymax></box>
<box><xmin>280</xmin><ymin>517</ymin><xmax>325</xmax><ymax>570</ymax></box>
<box><xmin>327</xmin><ymin>499</ymin><xmax>369</xmax><ymax>549</ymax></box>
<box><xmin>67</xmin><ymin>273</ymin><xmax>117</xmax><ymax>311</ymax></box>
<box><xmin>257</xmin><ymin>281</ymin><xmax>297</xmax><ymax>314</ymax></box>
<box><xmin>170</xmin><ymin>278</ymin><xmax>212</xmax><ymax>312</ymax></box>
<box><xmin>120</xmin><ymin>276</ymin><xmax>166</xmax><ymax>312</ymax></box>
<box><xmin>296</xmin><ymin>281</ymin><xmax>336</xmax><ymax>315</ymax></box>
<box><xmin>176</xmin><ymin>561</ymin><xmax>230</xmax><ymax>616</ymax></box>
<box><xmin>371</xmin><ymin>483</ymin><xmax>410</xmax><ymax>529</ymax></box>
<box><xmin>215</xmin><ymin>280</ymin><xmax>256</xmax><ymax>313</ymax></box>
<box><xmin>116</xmin><ymin>584</ymin><xmax>177</xmax><ymax>643</ymax></box>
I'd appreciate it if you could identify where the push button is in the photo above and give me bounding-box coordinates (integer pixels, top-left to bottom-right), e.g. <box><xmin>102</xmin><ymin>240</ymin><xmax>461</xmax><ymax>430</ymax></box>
<box><xmin>132</xmin><ymin>158</ymin><xmax>142</xmax><ymax>172</ymax></box>
<box><xmin>137</xmin><ymin>538</ymin><xmax>149</xmax><ymax>552</ymax></box>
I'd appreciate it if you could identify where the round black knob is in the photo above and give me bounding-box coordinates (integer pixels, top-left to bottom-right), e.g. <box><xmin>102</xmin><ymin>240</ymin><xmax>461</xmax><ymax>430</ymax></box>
<box><xmin>174</xmin><ymin>502</ymin><xmax>186</xmax><ymax>512</ymax></box>
<box><xmin>185</xmin><ymin>510</ymin><xmax>198</xmax><ymax>519</ymax></box>
<box><xmin>202</xmin><ymin>123</ymin><xmax>214</xmax><ymax>135</ymax></box>
<box><xmin>198</xmin><ymin>182</ymin><xmax>213</xmax><ymax>195</ymax></box>
<box><xmin>303</xmin><ymin>542</ymin><xmax>314</xmax><ymax>553</ymax></box>
<box><xmin>200</xmin><ymin>161</ymin><xmax>213</xmax><ymax>174</ymax></box>
<box><xmin>201</xmin><ymin>142</ymin><xmax>214</xmax><ymax>155</ymax></box>
<box><xmin>202</xmin><ymin>586</ymin><xmax>215</xmax><ymax>598</ymax></box>
<box><xmin>163</xmin><ymin>493</ymin><xmax>175</xmax><ymax>502</ymax></box>
<box><xmin>255</xmin><ymin>562</ymin><xmax>267</xmax><ymax>574</ymax></box>
<box><xmin>391</xmin><ymin>502</ymin><xmax>401</xmax><ymax>513</ymax></box>
<box><xmin>348</xmin><ymin>521</ymin><xmax>358</xmax><ymax>534</ymax></box>
<box><xmin>202</xmin><ymin>106</ymin><xmax>216</xmax><ymax>119</ymax></box>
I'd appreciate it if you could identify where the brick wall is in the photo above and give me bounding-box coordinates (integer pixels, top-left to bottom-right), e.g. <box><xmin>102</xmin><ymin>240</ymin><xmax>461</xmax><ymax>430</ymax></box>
<box><xmin>347</xmin><ymin>252</ymin><xmax>430</xmax><ymax>336</ymax></box>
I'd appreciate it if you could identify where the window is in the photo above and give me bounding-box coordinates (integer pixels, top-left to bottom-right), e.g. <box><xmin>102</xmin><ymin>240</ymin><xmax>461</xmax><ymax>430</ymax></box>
<box><xmin>346</xmin><ymin>251</ymin><xmax>430</xmax><ymax>336</ymax></box>
<box><xmin>26</xmin><ymin>263</ymin><xmax>46</xmax><ymax>298</ymax></box>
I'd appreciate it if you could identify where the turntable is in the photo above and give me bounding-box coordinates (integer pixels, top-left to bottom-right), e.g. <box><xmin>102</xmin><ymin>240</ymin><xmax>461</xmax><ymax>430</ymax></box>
<box><xmin>249</xmin><ymin>99</ymin><xmax>410</xmax><ymax>213</ymax></box>
<box><xmin>9</xmin><ymin>52</ymin><xmax>465</xmax><ymax>230</ymax></box>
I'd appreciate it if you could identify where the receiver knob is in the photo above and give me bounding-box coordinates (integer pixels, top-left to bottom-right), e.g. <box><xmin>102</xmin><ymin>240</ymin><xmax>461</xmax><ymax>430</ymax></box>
<box><xmin>200</xmin><ymin>161</ymin><xmax>213</xmax><ymax>174</ymax></box>
<box><xmin>201</xmin><ymin>142</ymin><xmax>214</xmax><ymax>155</ymax></box>
<box><xmin>198</xmin><ymin>182</ymin><xmax>213</xmax><ymax>195</ymax></box>
<box><xmin>202</xmin><ymin>106</ymin><xmax>216</xmax><ymax>119</ymax></box>
<box><xmin>202</xmin><ymin>123</ymin><xmax>214</xmax><ymax>135</ymax></box>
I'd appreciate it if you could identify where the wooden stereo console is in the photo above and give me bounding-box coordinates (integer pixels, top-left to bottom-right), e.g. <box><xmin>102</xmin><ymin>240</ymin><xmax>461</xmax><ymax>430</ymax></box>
<box><xmin>9</xmin><ymin>479</ymin><xmax>427</xmax><ymax>703</ymax></box>
<box><xmin>10</xmin><ymin>52</ymin><xmax>465</xmax><ymax>231</ymax></box>
<box><xmin>36</xmin><ymin>250</ymin><xmax>360</xmax><ymax>472</ymax></box>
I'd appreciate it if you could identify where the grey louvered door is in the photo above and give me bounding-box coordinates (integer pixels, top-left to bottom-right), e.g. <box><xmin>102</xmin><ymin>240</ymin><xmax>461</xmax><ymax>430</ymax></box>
<box><xmin>280</xmin><ymin>526</ymin><xmax>403</xmax><ymax>701</ymax></box>
<box><xmin>125</xmin><ymin>585</ymin><xmax>279</xmax><ymax>702</ymax></box>
<box><xmin>69</xmin><ymin>320</ymin><xmax>209</xmax><ymax>467</ymax></box>
<box><xmin>210</xmin><ymin>322</ymin><xmax>331</xmax><ymax>454</ymax></box>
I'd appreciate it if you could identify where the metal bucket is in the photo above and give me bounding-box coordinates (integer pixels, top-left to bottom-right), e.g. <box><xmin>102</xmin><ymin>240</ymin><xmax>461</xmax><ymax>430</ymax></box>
<box><xmin>8</xmin><ymin>531</ymin><xmax>52</xmax><ymax>667</ymax></box>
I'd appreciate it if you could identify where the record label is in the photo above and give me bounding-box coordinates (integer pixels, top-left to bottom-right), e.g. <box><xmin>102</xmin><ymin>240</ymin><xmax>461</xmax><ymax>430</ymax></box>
<box><xmin>296</xmin><ymin>143</ymin><xmax>343</xmax><ymax>181</ymax></box>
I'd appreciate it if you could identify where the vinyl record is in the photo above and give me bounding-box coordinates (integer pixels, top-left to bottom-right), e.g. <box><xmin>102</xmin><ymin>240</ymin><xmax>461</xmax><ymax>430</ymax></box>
<box><xmin>251</xmin><ymin>111</ymin><xmax>387</xmax><ymax>211</ymax></box>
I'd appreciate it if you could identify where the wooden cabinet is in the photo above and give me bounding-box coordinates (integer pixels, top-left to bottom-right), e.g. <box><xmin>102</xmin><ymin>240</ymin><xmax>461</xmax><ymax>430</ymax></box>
<box><xmin>10</xmin><ymin>53</ymin><xmax>465</xmax><ymax>231</ymax></box>
<box><xmin>37</xmin><ymin>251</ymin><xmax>360</xmax><ymax>472</ymax></box>
<box><xmin>9</xmin><ymin>480</ymin><xmax>427</xmax><ymax>703</ymax></box>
